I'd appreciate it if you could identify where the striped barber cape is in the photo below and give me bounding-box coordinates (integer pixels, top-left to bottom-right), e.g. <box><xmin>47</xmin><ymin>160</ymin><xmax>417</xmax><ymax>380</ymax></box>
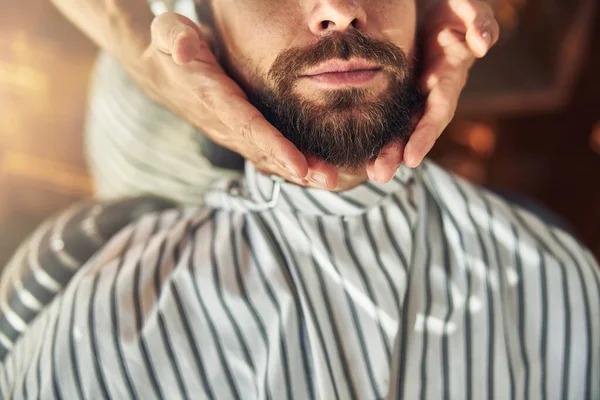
<box><xmin>0</xmin><ymin>161</ymin><xmax>598</xmax><ymax>400</ymax></box>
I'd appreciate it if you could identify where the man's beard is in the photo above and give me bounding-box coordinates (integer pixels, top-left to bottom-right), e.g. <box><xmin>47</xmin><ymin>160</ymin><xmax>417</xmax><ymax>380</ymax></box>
<box><xmin>247</xmin><ymin>29</ymin><xmax>423</xmax><ymax>169</ymax></box>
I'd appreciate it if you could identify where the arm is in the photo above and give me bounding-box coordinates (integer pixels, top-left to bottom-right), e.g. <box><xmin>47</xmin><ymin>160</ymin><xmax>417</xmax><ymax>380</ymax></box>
<box><xmin>50</xmin><ymin>0</ymin><xmax>154</xmax><ymax>75</ymax></box>
<box><xmin>50</xmin><ymin>0</ymin><xmax>319</xmax><ymax>187</ymax></box>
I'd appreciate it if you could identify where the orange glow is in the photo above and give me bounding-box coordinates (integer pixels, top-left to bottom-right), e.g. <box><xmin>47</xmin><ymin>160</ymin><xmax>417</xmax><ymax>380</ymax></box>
<box><xmin>1</xmin><ymin>152</ymin><xmax>92</xmax><ymax>196</ymax></box>
<box><xmin>453</xmin><ymin>122</ymin><xmax>497</xmax><ymax>157</ymax></box>
<box><xmin>591</xmin><ymin>122</ymin><xmax>600</xmax><ymax>155</ymax></box>
<box><xmin>468</xmin><ymin>124</ymin><xmax>497</xmax><ymax>156</ymax></box>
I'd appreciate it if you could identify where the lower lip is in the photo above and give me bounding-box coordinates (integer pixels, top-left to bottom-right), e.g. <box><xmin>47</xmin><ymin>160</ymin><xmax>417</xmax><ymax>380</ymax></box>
<box><xmin>302</xmin><ymin>69</ymin><xmax>381</xmax><ymax>86</ymax></box>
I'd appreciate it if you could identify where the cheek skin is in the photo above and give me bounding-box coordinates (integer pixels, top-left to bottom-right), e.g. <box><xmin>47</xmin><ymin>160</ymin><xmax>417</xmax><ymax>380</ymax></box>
<box><xmin>378</xmin><ymin>2</ymin><xmax>417</xmax><ymax>55</ymax></box>
<box><xmin>353</xmin><ymin>0</ymin><xmax>416</xmax><ymax>56</ymax></box>
<box><xmin>212</xmin><ymin>26</ymin><xmax>273</xmax><ymax>90</ymax></box>
<box><xmin>214</xmin><ymin>0</ymin><xmax>307</xmax><ymax>75</ymax></box>
<box><xmin>217</xmin><ymin>23</ymin><xmax>297</xmax><ymax>93</ymax></box>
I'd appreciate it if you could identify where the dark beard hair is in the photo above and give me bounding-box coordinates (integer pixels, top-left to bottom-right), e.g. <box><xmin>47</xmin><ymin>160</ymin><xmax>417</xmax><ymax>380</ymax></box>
<box><xmin>247</xmin><ymin>29</ymin><xmax>423</xmax><ymax>169</ymax></box>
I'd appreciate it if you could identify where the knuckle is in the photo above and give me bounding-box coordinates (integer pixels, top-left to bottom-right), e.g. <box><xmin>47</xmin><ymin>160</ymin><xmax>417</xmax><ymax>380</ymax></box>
<box><xmin>235</xmin><ymin>114</ymin><xmax>276</xmax><ymax>156</ymax></box>
<box><xmin>254</xmin><ymin>154</ymin><xmax>273</xmax><ymax>170</ymax></box>
<box><xmin>260</xmin><ymin>143</ymin><xmax>277</xmax><ymax>160</ymax></box>
<box><xmin>437</xmin><ymin>73</ymin><xmax>456</xmax><ymax>89</ymax></box>
<box><xmin>431</xmin><ymin>97</ymin><xmax>456</xmax><ymax>125</ymax></box>
<box><xmin>235</xmin><ymin>120</ymin><xmax>266</xmax><ymax>152</ymax></box>
<box><xmin>235</xmin><ymin>120</ymin><xmax>255</xmax><ymax>144</ymax></box>
<box><xmin>167</xmin><ymin>26</ymin><xmax>182</xmax><ymax>47</ymax></box>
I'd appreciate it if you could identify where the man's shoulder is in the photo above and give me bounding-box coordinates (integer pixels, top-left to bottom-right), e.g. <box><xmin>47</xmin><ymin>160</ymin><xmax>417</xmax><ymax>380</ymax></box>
<box><xmin>418</xmin><ymin>159</ymin><xmax>599</xmax><ymax>269</ymax></box>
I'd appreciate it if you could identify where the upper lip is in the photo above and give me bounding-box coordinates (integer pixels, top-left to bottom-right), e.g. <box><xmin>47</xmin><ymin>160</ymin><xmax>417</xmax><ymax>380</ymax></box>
<box><xmin>301</xmin><ymin>59</ymin><xmax>381</xmax><ymax>77</ymax></box>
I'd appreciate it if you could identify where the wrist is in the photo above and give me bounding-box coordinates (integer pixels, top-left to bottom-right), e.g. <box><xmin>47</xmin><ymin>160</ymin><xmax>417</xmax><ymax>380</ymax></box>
<box><xmin>107</xmin><ymin>0</ymin><xmax>154</xmax><ymax>73</ymax></box>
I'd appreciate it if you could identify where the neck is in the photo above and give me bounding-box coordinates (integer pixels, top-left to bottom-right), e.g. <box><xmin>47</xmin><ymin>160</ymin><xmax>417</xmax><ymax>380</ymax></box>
<box><xmin>333</xmin><ymin>169</ymin><xmax>369</xmax><ymax>191</ymax></box>
<box><xmin>288</xmin><ymin>167</ymin><xmax>369</xmax><ymax>192</ymax></box>
<box><xmin>238</xmin><ymin>161</ymin><xmax>417</xmax><ymax>217</ymax></box>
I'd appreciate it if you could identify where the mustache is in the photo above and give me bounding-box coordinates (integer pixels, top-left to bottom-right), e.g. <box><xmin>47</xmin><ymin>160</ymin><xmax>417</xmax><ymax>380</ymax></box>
<box><xmin>268</xmin><ymin>29</ymin><xmax>410</xmax><ymax>85</ymax></box>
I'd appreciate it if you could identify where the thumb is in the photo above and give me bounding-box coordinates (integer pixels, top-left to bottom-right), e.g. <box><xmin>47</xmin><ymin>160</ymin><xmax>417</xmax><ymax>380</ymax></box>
<box><xmin>150</xmin><ymin>12</ymin><xmax>204</xmax><ymax>64</ymax></box>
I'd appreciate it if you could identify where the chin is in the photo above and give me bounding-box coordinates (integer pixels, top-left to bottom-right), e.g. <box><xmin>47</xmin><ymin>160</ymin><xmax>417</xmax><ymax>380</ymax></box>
<box><xmin>317</xmin><ymin>107</ymin><xmax>383</xmax><ymax>128</ymax></box>
<box><xmin>246</xmin><ymin>75</ymin><xmax>424</xmax><ymax>169</ymax></box>
<box><xmin>296</xmin><ymin>82</ymin><xmax>385</xmax><ymax>105</ymax></box>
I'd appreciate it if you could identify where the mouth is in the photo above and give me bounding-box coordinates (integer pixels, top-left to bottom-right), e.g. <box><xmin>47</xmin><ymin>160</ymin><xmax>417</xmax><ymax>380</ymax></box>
<box><xmin>299</xmin><ymin>59</ymin><xmax>383</xmax><ymax>87</ymax></box>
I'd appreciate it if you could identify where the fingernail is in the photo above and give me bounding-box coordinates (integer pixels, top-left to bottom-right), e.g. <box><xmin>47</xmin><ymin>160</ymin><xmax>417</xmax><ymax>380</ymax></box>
<box><xmin>481</xmin><ymin>30</ymin><xmax>492</xmax><ymax>48</ymax></box>
<box><xmin>308</xmin><ymin>172</ymin><xmax>328</xmax><ymax>188</ymax></box>
<box><xmin>478</xmin><ymin>19</ymin><xmax>492</xmax><ymax>48</ymax></box>
<box><xmin>408</xmin><ymin>159</ymin><xmax>422</xmax><ymax>168</ymax></box>
<box><xmin>379</xmin><ymin>174</ymin><xmax>391</xmax><ymax>184</ymax></box>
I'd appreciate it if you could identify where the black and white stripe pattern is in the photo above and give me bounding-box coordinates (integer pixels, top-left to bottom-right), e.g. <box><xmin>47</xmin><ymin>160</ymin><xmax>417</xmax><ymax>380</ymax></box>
<box><xmin>0</xmin><ymin>197</ymin><xmax>176</xmax><ymax>361</ymax></box>
<box><xmin>1</xmin><ymin>160</ymin><xmax>598</xmax><ymax>399</ymax></box>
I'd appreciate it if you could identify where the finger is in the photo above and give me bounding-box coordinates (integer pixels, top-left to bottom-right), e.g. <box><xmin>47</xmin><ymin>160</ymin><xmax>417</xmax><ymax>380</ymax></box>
<box><xmin>423</xmin><ymin>0</ymin><xmax>481</xmax><ymax>36</ymax></box>
<box><xmin>150</xmin><ymin>12</ymin><xmax>204</xmax><ymax>63</ymax></box>
<box><xmin>466</xmin><ymin>12</ymin><xmax>500</xmax><ymax>58</ymax></box>
<box><xmin>368</xmin><ymin>141</ymin><xmax>404</xmax><ymax>183</ymax></box>
<box><xmin>226</xmin><ymin>102</ymin><xmax>310</xmax><ymax>179</ymax></box>
<box><xmin>419</xmin><ymin>45</ymin><xmax>473</xmax><ymax>97</ymax></box>
<box><xmin>403</xmin><ymin>122</ymin><xmax>440</xmax><ymax>169</ymax></box>
<box><xmin>305</xmin><ymin>155</ymin><xmax>339</xmax><ymax>190</ymax></box>
<box><xmin>421</xmin><ymin>29</ymin><xmax>475</xmax><ymax>84</ymax></box>
<box><xmin>185</xmin><ymin>69</ymin><xmax>309</xmax><ymax>179</ymax></box>
<box><xmin>428</xmin><ymin>0</ymin><xmax>498</xmax><ymax>56</ymax></box>
<box><xmin>447</xmin><ymin>0</ymin><xmax>499</xmax><ymax>57</ymax></box>
<box><xmin>403</xmin><ymin>83</ymin><xmax>459</xmax><ymax>167</ymax></box>
<box><xmin>172</xmin><ymin>30</ymin><xmax>202</xmax><ymax>64</ymax></box>
<box><xmin>253</xmin><ymin>160</ymin><xmax>308</xmax><ymax>186</ymax></box>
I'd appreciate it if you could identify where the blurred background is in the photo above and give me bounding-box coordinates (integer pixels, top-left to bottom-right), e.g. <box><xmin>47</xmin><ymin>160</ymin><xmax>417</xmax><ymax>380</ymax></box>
<box><xmin>0</xmin><ymin>0</ymin><xmax>599</xmax><ymax>268</ymax></box>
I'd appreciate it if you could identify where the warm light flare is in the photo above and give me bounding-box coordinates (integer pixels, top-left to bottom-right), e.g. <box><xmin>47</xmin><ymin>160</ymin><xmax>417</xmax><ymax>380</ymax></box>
<box><xmin>590</xmin><ymin>122</ymin><xmax>600</xmax><ymax>155</ymax></box>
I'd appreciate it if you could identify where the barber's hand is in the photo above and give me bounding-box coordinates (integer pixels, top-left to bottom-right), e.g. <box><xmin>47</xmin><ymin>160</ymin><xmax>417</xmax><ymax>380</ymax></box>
<box><xmin>367</xmin><ymin>0</ymin><xmax>500</xmax><ymax>183</ymax></box>
<box><xmin>142</xmin><ymin>13</ymin><xmax>339</xmax><ymax>188</ymax></box>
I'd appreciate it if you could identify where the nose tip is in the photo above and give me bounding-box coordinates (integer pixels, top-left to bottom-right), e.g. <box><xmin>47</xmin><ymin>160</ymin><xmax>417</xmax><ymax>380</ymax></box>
<box><xmin>320</xmin><ymin>18</ymin><xmax>360</xmax><ymax>32</ymax></box>
<box><xmin>309</xmin><ymin>2</ymin><xmax>367</xmax><ymax>35</ymax></box>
